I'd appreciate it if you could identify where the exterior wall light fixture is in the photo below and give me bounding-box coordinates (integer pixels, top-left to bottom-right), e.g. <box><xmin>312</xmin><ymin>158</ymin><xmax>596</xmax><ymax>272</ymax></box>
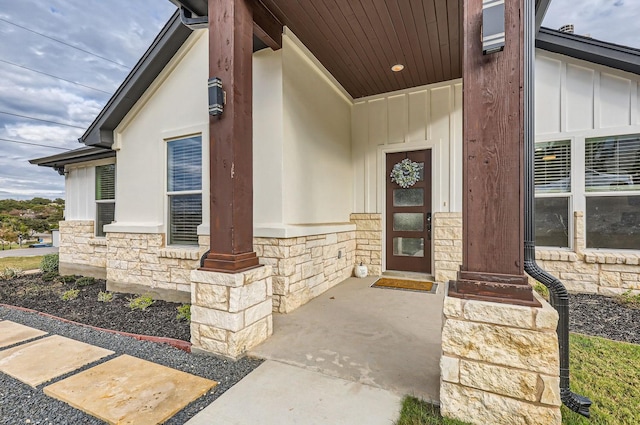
<box><xmin>482</xmin><ymin>0</ymin><xmax>505</xmax><ymax>55</ymax></box>
<box><xmin>208</xmin><ymin>77</ymin><xmax>225</xmax><ymax>116</ymax></box>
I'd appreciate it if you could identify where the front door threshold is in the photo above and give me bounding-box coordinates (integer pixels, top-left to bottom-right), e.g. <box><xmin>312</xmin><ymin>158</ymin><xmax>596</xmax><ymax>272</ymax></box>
<box><xmin>383</xmin><ymin>270</ymin><xmax>435</xmax><ymax>281</ymax></box>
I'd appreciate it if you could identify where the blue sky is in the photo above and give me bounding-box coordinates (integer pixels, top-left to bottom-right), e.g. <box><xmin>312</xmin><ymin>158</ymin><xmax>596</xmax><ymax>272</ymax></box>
<box><xmin>0</xmin><ymin>0</ymin><xmax>638</xmax><ymax>200</ymax></box>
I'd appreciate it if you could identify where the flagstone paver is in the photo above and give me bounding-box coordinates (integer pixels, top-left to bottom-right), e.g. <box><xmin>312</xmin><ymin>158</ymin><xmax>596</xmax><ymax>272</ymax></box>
<box><xmin>0</xmin><ymin>335</ymin><xmax>113</xmax><ymax>387</ymax></box>
<box><xmin>0</xmin><ymin>320</ymin><xmax>47</xmax><ymax>348</ymax></box>
<box><xmin>44</xmin><ymin>354</ymin><xmax>217</xmax><ymax>425</ymax></box>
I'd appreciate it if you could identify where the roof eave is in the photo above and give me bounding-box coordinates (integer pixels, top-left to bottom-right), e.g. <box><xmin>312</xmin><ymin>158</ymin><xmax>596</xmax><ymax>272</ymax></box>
<box><xmin>80</xmin><ymin>9</ymin><xmax>191</xmax><ymax>148</ymax></box>
<box><xmin>536</xmin><ymin>27</ymin><xmax>640</xmax><ymax>76</ymax></box>
<box><xmin>30</xmin><ymin>147</ymin><xmax>115</xmax><ymax>174</ymax></box>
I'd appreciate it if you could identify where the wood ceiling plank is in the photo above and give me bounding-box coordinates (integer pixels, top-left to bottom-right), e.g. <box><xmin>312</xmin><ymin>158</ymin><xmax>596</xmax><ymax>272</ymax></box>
<box><xmin>402</xmin><ymin>0</ymin><xmax>436</xmax><ymax>83</ymax></box>
<box><xmin>435</xmin><ymin>0</ymin><xmax>452</xmax><ymax>81</ymax></box>
<box><xmin>384</xmin><ymin>1</ymin><xmax>422</xmax><ymax>85</ymax></box>
<box><xmin>319</xmin><ymin>0</ymin><xmax>385</xmax><ymax>95</ymax></box>
<box><xmin>447</xmin><ymin>0</ymin><xmax>462</xmax><ymax>78</ymax></box>
<box><xmin>278</xmin><ymin>0</ymin><xmax>366</xmax><ymax>97</ymax></box>
<box><xmin>357</xmin><ymin>0</ymin><xmax>411</xmax><ymax>89</ymax></box>
<box><xmin>297</xmin><ymin>0</ymin><xmax>374</xmax><ymax>97</ymax></box>
<box><xmin>332</xmin><ymin>0</ymin><xmax>397</xmax><ymax>92</ymax></box>
<box><xmin>424</xmin><ymin>0</ymin><xmax>444</xmax><ymax>82</ymax></box>
<box><xmin>391</xmin><ymin>0</ymin><xmax>434</xmax><ymax>84</ymax></box>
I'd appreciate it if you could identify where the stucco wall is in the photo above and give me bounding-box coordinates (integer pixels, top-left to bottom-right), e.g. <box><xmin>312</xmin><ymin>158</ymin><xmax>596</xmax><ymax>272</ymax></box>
<box><xmin>281</xmin><ymin>33</ymin><xmax>353</xmax><ymax>225</ymax></box>
<box><xmin>111</xmin><ymin>30</ymin><xmax>210</xmax><ymax>234</ymax></box>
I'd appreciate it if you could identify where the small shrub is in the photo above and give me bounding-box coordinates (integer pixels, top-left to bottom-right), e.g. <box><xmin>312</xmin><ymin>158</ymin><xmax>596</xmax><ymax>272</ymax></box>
<box><xmin>56</xmin><ymin>275</ymin><xmax>78</xmax><ymax>284</ymax></box>
<box><xmin>76</xmin><ymin>276</ymin><xmax>96</xmax><ymax>287</ymax></box>
<box><xmin>42</xmin><ymin>271</ymin><xmax>59</xmax><ymax>282</ymax></box>
<box><xmin>61</xmin><ymin>289</ymin><xmax>80</xmax><ymax>301</ymax></box>
<box><xmin>617</xmin><ymin>290</ymin><xmax>640</xmax><ymax>309</ymax></box>
<box><xmin>532</xmin><ymin>282</ymin><xmax>549</xmax><ymax>301</ymax></box>
<box><xmin>176</xmin><ymin>304</ymin><xmax>191</xmax><ymax>321</ymax></box>
<box><xmin>40</xmin><ymin>253</ymin><xmax>59</xmax><ymax>273</ymax></box>
<box><xmin>127</xmin><ymin>294</ymin><xmax>154</xmax><ymax>311</ymax></box>
<box><xmin>0</xmin><ymin>267</ymin><xmax>22</xmax><ymax>280</ymax></box>
<box><xmin>97</xmin><ymin>291</ymin><xmax>114</xmax><ymax>302</ymax></box>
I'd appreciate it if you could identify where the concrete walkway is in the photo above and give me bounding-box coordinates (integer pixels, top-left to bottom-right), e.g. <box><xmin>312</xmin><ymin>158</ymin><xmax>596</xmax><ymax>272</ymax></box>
<box><xmin>0</xmin><ymin>246</ymin><xmax>58</xmax><ymax>258</ymax></box>
<box><xmin>187</xmin><ymin>276</ymin><xmax>443</xmax><ymax>424</ymax></box>
<box><xmin>186</xmin><ymin>360</ymin><xmax>402</xmax><ymax>425</ymax></box>
<box><xmin>251</xmin><ymin>276</ymin><xmax>444</xmax><ymax>402</ymax></box>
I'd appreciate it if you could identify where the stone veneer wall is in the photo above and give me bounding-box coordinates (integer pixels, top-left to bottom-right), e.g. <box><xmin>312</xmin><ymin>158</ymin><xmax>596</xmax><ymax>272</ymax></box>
<box><xmin>350</xmin><ymin>213</ymin><xmax>383</xmax><ymax>276</ymax></box>
<box><xmin>535</xmin><ymin>211</ymin><xmax>640</xmax><ymax>296</ymax></box>
<box><xmin>254</xmin><ymin>230</ymin><xmax>356</xmax><ymax>313</ymax></box>
<box><xmin>191</xmin><ymin>265</ymin><xmax>273</xmax><ymax>359</ymax></box>
<box><xmin>433</xmin><ymin>213</ymin><xmax>463</xmax><ymax>283</ymax></box>
<box><xmin>440</xmin><ymin>293</ymin><xmax>561</xmax><ymax>425</ymax></box>
<box><xmin>105</xmin><ymin>233</ymin><xmax>208</xmax><ymax>303</ymax></box>
<box><xmin>58</xmin><ymin>220</ymin><xmax>107</xmax><ymax>279</ymax></box>
<box><xmin>430</xmin><ymin>211</ymin><xmax>640</xmax><ymax>296</ymax></box>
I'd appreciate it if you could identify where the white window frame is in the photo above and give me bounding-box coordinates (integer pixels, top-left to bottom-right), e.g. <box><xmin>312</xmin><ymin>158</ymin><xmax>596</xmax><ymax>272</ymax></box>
<box><xmin>165</xmin><ymin>134</ymin><xmax>203</xmax><ymax>246</ymax></box>
<box><xmin>95</xmin><ymin>163</ymin><xmax>115</xmax><ymax>238</ymax></box>
<box><xmin>583</xmin><ymin>133</ymin><xmax>640</xmax><ymax>250</ymax></box>
<box><xmin>534</xmin><ymin>139</ymin><xmax>573</xmax><ymax>249</ymax></box>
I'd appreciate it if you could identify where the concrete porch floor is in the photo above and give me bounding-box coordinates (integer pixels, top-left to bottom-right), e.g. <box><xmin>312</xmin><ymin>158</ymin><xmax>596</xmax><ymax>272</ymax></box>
<box><xmin>250</xmin><ymin>276</ymin><xmax>444</xmax><ymax>403</ymax></box>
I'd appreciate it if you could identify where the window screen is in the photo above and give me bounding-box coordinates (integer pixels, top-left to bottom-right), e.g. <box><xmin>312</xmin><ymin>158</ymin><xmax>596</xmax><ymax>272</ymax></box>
<box><xmin>96</xmin><ymin>164</ymin><xmax>115</xmax><ymax>200</ymax></box>
<box><xmin>167</xmin><ymin>136</ymin><xmax>202</xmax><ymax>245</ymax></box>
<box><xmin>585</xmin><ymin>135</ymin><xmax>640</xmax><ymax>192</ymax></box>
<box><xmin>95</xmin><ymin>164</ymin><xmax>115</xmax><ymax>237</ymax></box>
<box><xmin>535</xmin><ymin>140</ymin><xmax>571</xmax><ymax>193</ymax></box>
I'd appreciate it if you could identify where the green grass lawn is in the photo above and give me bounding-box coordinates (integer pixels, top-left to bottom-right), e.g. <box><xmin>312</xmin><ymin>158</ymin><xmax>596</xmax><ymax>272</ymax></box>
<box><xmin>397</xmin><ymin>333</ymin><xmax>640</xmax><ymax>425</ymax></box>
<box><xmin>0</xmin><ymin>256</ymin><xmax>43</xmax><ymax>271</ymax></box>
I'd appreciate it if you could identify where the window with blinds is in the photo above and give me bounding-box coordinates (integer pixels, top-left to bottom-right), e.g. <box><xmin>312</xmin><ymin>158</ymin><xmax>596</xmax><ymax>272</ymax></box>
<box><xmin>534</xmin><ymin>140</ymin><xmax>571</xmax><ymax>193</ymax></box>
<box><xmin>167</xmin><ymin>136</ymin><xmax>202</xmax><ymax>245</ymax></box>
<box><xmin>585</xmin><ymin>134</ymin><xmax>640</xmax><ymax>249</ymax></box>
<box><xmin>95</xmin><ymin>164</ymin><xmax>115</xmax><ymax>237</ymax></box>
<box><xmin>585</xmin><ymin>135</ymin><xmax>640</xmax><ymax>192</ymax></box>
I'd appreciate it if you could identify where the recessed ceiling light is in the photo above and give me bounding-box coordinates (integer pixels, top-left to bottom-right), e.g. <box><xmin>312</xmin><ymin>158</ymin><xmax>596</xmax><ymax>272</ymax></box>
<box><xmin>391</xmin><ymin>64</ymin><xmax>405</xmax><ymax>72</ymax></box>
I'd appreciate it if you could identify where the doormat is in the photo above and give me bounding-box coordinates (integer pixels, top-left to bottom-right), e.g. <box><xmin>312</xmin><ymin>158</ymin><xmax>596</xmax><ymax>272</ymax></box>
<box><xmin>371</xmin><ymin>278</ymin><xmax>437</xmax><ymax>293</ymax></box>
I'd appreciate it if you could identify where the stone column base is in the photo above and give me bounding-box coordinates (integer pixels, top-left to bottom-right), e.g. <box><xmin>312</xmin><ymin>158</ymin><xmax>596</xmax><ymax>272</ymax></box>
<box><xmin>440</xmin><ymin>293</ymin><xmax>561</xmax><ymax>425</ymax></box>
<box><xmin>190</xmin><ymin>266</ymin><xmax>273</xmax><ymax>360</ymax></box>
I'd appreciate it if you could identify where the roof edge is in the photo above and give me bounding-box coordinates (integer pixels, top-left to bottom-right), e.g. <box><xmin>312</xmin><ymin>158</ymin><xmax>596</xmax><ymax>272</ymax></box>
<box><xmin>80</xmin><ymin>9</ymin><xmax>190</xmax><ymax>148</ymax></box>
<box><xmin>536</xmin><ymin>27</ymin><xmax>640</xmax><ymax>76</ymax></box>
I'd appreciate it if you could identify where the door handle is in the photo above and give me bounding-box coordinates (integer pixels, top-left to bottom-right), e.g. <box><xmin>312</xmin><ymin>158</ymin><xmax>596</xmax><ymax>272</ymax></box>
<box><xmin>426</xmin><ymin>213</ymin><xmax>432</xmax><ymax>240</ymax></box>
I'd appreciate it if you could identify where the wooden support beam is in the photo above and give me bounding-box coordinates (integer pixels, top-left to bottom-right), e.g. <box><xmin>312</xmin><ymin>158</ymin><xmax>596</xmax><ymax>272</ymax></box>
<box><xmin>251</xmin><ymin>0</ymin><xmax>282</xmax><ymax>50</ymax></box>
<box><xmin>201</xmin><ymin>0</ymin><xmax>260</xmax><ymax>273</ymax></box>
<box><xmin>449</xmin><ymin>0</ymin><xmax>540</xmax><ymax>307</ymax></box>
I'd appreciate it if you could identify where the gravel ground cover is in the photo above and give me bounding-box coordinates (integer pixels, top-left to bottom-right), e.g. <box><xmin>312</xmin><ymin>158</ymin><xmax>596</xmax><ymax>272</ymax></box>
<box><xmin>1</xmin><ymin>271</ymin><xmax>638</xmax><ymax>424</ymax></box>
<box><xmin>0</xmin><ymin>306</ymin><xmax>263</xmax><ymax>425</ymax></box>
<box><xmin>0</xmin><ymin>273</ymin><xmax>189</xmax><ymax>341</ymax></box>
<box><xmin>569</xmin><ymin>293</ymin><xmax>640</xmax><ymax>345</ymax></box>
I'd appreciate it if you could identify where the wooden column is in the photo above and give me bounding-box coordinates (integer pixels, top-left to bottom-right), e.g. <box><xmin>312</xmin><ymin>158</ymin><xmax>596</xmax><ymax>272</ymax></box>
<box><xmin>449</xmin><ymin>0</ymin><xmax>539</xmax><ymax>306</ymax></box>
<box><xmin>201</xmin><ymin>0</ymin><xmax>259</xmax><ymax>273</ymax></box>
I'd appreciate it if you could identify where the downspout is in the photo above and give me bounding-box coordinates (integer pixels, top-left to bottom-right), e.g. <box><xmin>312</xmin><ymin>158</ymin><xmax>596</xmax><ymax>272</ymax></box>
<box><xmin>524</xmin><ymin>0</ymin><xmax>591</xmax><ymax>417</ymax></box>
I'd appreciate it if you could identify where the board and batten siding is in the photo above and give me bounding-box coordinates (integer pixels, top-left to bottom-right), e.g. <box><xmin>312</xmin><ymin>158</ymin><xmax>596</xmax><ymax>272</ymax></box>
<box><xmin>352</xmin><ymin>80</ymin><xmax>463</xmax><ymax>214</ymax></box>
<box><xmin>535</xmin><ymin>50</ymin><xmax>640</xmax><ymax>136</ymax></box>
<box><xmin>64</xmin><ymin>165</ymin><xmax>96</xmax><ymax>221</ymax></box>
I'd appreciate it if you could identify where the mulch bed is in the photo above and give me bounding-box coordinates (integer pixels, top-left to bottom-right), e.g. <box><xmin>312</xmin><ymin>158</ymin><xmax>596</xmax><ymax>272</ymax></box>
<box><xmin>569</xmin><ymin>293</ymin><xmax>640</xmax><ymax>345</ymax></box>
<box><xmin>1</xmin><ymin>272</ymin><xmax>639</xmax><ymax>347</ymax></box>
<box><xmin>0</xmin><ymin>273</ymin><xmax>189</xmax><ymax>341</ymax></box>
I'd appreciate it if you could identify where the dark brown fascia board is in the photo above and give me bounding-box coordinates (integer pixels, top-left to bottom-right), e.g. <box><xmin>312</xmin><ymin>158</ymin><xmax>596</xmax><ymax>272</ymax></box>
<box><xmin>81</xmin><ymin>9</ymin><xmax>192</xmax><ymax>148</ymax></box>
<box><xmin>536</xmin><ymin>27</ymin><xmax>640</xmax><ymax>76</ymax></box>
<box><xmin>29</xmin><ymin>147</ymin><xmax>115</xmax><ymax>174</ymax></box>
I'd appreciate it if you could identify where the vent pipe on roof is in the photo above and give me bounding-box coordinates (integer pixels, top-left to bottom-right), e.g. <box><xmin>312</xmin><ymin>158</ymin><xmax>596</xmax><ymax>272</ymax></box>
<box><xmin>559</xmin><ymin>24</ymin><xmax>575</xmax><ymax>33</ymax></box>
<box><xmin>180</xmin><ymin>6</ymin><xmax>208</xmax><ymax>30</ymax></box>
<box><xmin>524</xmin><ymin>0</ymin><xmax>591</xmax><ymax>418</ymax></box>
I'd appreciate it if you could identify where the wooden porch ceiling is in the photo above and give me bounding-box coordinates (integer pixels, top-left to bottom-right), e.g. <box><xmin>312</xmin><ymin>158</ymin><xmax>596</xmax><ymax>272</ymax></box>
<box><xmin>263</xmin><ymin>0</ymin><xmax>462</xmax><ymax>98</ymax></box>
<box><xmin>172</xmin><ymin>0</ymin><xmax>461</xmax><ymax>99</ymax></box>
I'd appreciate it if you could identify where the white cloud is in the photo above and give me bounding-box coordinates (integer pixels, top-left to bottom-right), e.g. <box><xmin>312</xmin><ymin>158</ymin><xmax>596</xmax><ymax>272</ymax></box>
<box><xmin>543</xmin><ymin>0</ymin><xmax>640</xmax><ymax>48</ymax></box>
<box><xmin>0</xmin><ymin>0</ymin><xmax>176</xmax><ymax>200</ymax></box>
